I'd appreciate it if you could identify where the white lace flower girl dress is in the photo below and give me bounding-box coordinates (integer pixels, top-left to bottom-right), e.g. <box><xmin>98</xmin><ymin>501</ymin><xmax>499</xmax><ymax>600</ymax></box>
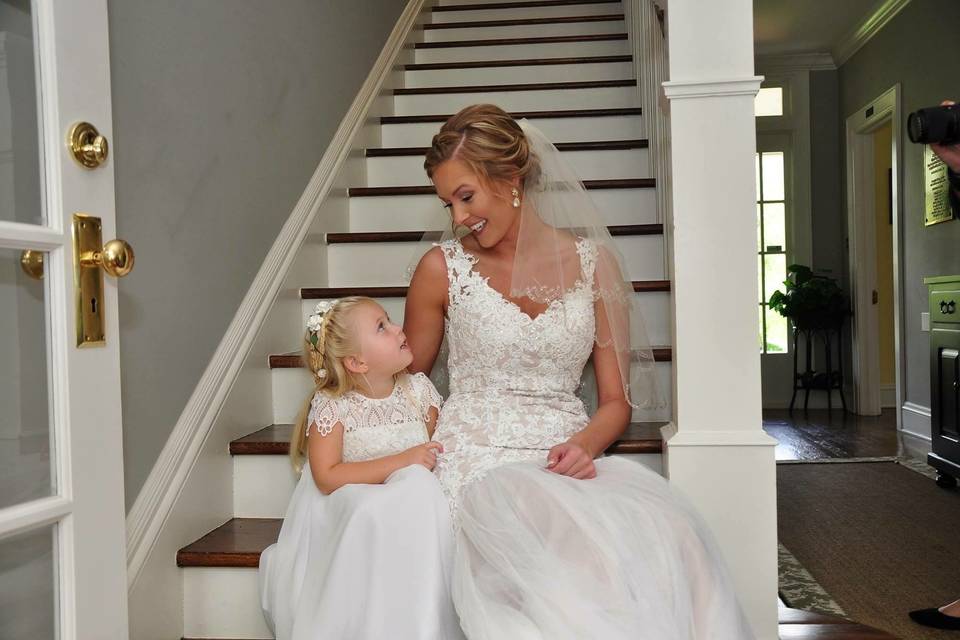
<box><xmin>431</xmin><ymin>239</ymin><xmax>755</xmax><ymax>639</ymax></box>
<box><xmin>258</xmin><ymin>372</ymin><xmax>464</xmax><ymax>640</ymax></box>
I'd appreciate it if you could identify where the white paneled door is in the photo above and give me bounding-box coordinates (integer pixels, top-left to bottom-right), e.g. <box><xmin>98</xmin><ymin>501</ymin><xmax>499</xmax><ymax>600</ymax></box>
<box><xmin>0</xmin><ymin>1</ymin><xmax>128</xmax><ymax>638</ymax></box>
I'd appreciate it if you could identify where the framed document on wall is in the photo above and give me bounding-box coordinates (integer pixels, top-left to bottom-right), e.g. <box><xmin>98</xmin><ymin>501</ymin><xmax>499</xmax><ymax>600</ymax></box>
<box><xmin>925</xmin><ymin>145</ymin><xmax>956</xmax><ymax>226</ymax></box>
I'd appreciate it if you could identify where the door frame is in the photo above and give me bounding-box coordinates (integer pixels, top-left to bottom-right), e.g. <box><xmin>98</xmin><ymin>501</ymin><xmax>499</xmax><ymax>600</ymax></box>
<box><xmin>845</xmin><ymin>83</ymin><xmax>904</xmax><ymax>423</ymax></box>
<box><xmin>0</xmin><ymin>0</ymin><xmax>128</xmax><ymax>637</ymax></box>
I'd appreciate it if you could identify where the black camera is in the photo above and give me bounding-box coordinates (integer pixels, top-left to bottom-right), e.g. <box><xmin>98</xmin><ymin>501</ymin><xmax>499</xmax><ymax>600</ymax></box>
<box><xmin>908</xmin><ymin>104</ymin><xmax>960</xmax><ymax>145</ymax></box>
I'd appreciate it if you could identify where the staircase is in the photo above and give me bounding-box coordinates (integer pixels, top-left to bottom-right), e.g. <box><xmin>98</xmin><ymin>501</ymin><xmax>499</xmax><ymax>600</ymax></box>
<box><xmin>173</xmin><ymin>1</ymin><xmax>895</xmax><ymax>638</ymax></box>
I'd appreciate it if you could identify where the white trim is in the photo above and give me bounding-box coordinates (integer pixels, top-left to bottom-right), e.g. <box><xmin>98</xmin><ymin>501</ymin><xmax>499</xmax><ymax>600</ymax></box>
<box><xmin>755</xmin><ymin>53</ymin><xmax>836</xmax><ymax>73</ymax></box>
<box><xmin>661</xmin><ymin>423</ymin><xmax>778</xmax><ymax>447</ymax></box>
<box><xmin>0</xmin><ymin>220</ymin><xmax>64</xmax><ymax>250</ymax></box>
<box><xmin>901</xmin><ymin>401</ymin><xmax>931</xmax><ymax>442</ymax></box>
<box><xmin>0</xmin><ymin>496</ymin><xmax>72</xmax><ymax>540</ymax></box>
<box><xmin>662</xmin><ymin>76</ymin><xmax>763</xmax><ymax>100</ymax></box>
<box><xmin>834</xmin><ymin>0</ymin><xmax>912</xmax><ymax>66</ymax></box>
<box><xmin>124</xmin><ymin>0</ymin><xmax>428</xmax><ymax>589</ymax></box>
<box><xmin>845</xmin><ymin>84</ymin><xmax>904</xmax><ymax>423</ymax></box>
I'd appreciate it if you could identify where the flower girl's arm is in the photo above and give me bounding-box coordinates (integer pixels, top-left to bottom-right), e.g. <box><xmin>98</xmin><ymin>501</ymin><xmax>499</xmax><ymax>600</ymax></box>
<box><xmin>307</xmin><ymin>422</ymin><xmax>442</xmax><ymax>494</ymax></box>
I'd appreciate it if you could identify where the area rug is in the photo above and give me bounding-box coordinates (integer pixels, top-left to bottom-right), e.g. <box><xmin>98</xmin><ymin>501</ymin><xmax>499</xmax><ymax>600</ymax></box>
<box><xmin>778</xmin><ymin>459</ymin><xmax>960</xmax><ymax>640</ymax></box>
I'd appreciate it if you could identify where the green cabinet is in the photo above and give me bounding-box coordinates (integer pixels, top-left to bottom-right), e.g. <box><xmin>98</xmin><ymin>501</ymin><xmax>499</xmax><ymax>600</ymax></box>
<box><xmin>924</xmin><ymin>275</ymin><xmax>960</xmax><ymax>488</ymax></box>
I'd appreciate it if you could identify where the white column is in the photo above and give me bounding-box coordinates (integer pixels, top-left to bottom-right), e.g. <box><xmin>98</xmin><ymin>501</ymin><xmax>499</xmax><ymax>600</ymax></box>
<box><xmin>661</xmin><ymin>1</ymin><xmax>779</xmax><ymax>639</ymax></box>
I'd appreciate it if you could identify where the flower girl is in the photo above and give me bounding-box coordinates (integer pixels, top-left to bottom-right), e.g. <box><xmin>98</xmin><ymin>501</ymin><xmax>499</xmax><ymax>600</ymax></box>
<box><xmin>258</xmin><ymin>296</ymin><xmax>464</xmax><ymax>640</ymax></box>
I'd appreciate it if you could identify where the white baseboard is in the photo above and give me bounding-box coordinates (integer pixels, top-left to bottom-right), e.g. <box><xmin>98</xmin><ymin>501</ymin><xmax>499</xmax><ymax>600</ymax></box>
<box><xmin>125</xmin><ymin>0</ymin><xmax>431</xmax><ymax>620</ymax></box>
<box><xmin>900</xmin><ymin>401</ymin><xmax>931</xmax><ymax>444</ymax></box>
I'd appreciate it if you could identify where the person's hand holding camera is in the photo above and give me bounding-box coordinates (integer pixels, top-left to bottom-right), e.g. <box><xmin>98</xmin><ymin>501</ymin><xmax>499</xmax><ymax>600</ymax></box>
<box><xmin>930</xmin><ymin>100</ymin><xmax>960</xmax><ymax>173</ymax></box>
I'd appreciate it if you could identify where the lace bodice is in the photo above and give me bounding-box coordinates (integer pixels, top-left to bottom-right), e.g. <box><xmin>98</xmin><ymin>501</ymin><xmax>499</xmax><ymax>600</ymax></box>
<box><xmin>432</xmin><ymin>238</ymin><xmax>599</xmax><ymax>519</ymax></box>
<box><xmin>307</xmin><ymin>372</ymin><xmax>442</xmax><ymax>462</ymax></box>
<box><xmin>440</xmin><ymin>238</ymin><xmax>597</xmax><ymax>398</ymax></box>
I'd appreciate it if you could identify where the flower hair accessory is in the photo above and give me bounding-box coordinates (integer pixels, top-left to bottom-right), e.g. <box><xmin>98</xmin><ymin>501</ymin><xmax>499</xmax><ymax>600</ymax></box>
<box><xmin>306</xmin><ymin>300</ymin><xmax>339</xmax><ymax>380</ymax></box>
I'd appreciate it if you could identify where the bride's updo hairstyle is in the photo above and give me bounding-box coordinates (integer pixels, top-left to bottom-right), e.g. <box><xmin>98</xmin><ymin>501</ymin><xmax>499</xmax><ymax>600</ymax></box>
<box><xmin>424</xmin><ymin>104</ymin><xmax>541</xmax><ymax>195</ymax></box>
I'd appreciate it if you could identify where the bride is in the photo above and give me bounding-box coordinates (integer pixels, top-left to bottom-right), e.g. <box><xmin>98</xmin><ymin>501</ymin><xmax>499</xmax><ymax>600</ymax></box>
<box><xmin>404</xmin><ymin>104</ymin><xmax>756</xmax><ymax>639</ymax></box>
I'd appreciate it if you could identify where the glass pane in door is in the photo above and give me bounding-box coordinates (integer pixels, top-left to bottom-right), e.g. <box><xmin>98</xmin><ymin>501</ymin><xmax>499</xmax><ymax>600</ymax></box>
<box><xmin>0</xmin><ymin>246</ymin><xmax>53</xmax><ymax>510</ymax></box>
<box><xmin>0</xmin><ymin>524</ymin><xmax>57</xmax><ymax>639</ymax></box>
<box><xmin>0</xmin><ymin>0</ymin><xmax>46</xmax><ymax>225</ymax></box>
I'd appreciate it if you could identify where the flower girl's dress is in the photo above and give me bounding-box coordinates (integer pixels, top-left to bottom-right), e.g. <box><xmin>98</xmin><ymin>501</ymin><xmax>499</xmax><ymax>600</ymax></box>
<box><xmin>258</xmin><ymin>372</ymin><xmax>464</xmax><ymax>640</ymax></box>
<box><xmin>431</xmin><ymin>238</ymin><xmax>756</xmax><ymax>639</ymax></box>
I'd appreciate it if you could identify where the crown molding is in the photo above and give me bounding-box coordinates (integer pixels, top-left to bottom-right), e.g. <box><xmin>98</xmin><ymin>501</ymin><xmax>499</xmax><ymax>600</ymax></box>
<box><xmin>834</xmin><ymin>0</ymin><xmax>912</xmax><ymax>66</ymax></box>
<box><xmin>755</xmin><ymin>52</ymin><xmax>836</xmax><ymax>73</ymax></box>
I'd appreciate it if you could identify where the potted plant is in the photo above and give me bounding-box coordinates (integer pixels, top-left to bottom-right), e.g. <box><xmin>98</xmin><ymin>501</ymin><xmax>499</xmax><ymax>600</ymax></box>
<box><xmin>768</xmin><ymin>264</ymin><xmax>848</xmax><ymax>331</ymax></box>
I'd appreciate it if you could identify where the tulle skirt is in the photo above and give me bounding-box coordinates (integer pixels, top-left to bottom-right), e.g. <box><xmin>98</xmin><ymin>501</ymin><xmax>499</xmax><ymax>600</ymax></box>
<box><xmin>259</xmin><ymin>463</ymin><xmax>465</xmax><ymax>640</ymax></box>
<box><xmin>451</xmin><ymin>456</ymin><xmax>756</xmax><ymax>640</ymax></box>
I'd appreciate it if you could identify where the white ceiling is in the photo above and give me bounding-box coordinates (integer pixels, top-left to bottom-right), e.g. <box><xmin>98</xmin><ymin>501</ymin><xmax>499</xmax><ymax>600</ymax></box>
<box><xmin>754</xmin><ymin>0</ymin><xmax>886</xmax><ymax>58</ymax></box>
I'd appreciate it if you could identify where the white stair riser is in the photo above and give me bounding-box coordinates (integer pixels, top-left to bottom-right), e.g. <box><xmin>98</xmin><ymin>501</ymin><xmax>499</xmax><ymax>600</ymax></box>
<box><xmin>403</xmin><ymin>61</ymin><xmax>633</xmax><ymax>88</ymax></box>
<box><xmin>414</xmin><ymin>39</ymin><xmax>629</xmax><ymax>64</ymax></box>
<box><xmin>235</xmin><ymin>448</ymin><xmax>663</xmax><ymax>519</ymax></box>
<box><xmin>272</xmin><ymin>362</ymin><xmax>672</xmax><ymax>425</ymax></box>
<box><xmin>326</xmin><ymin>235</ymin><xmax>663</xmax><ymax>287</ymax></box>
<box><xmin>380</xmin><ymin>114</ymin><xmax>643</xmax><ymax>147</ymax></box>
<box><xmin>368</xmin><ymin>147</ymin><xmax>647</xmax><ymax>187</ymax></box>
<box><xmin>394</xmin><ymin>85</ymin><xmax>637</xmax><ymax>113</ymax></box>
<box><xmin>183</xmin><ymin>567</ymin><xmax>272</xmax><ymax>639</ymax></box>
<box><xmin>300</xmin><ymin>291</ymin><xmax>672</xmax><ymax>347</ymax></box>
<box><xmin>423</xmin><ymin>20</ymin><xmax>624</xmax><ymax>42</ymax></box>
<box><xmin>349</xmin><ymin>188</ymin><xmax>657</xmax><ymax>231</ymax></box>
<box><xmin>430</xmin><ymin>3</ymin><xmax>624</xmax><ymax>24</ymax></box>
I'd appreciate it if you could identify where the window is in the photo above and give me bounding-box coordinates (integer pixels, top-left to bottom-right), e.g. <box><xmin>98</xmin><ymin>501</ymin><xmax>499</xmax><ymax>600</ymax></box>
<box><xmin>755</xmin><ymin>87</ymin><xmax>783</xmax><ymax>117</ymax></box>
<box><xmin>757</xmin><ymin>151</ymin><xmax>788</xmax><ymax>354</ymax></box>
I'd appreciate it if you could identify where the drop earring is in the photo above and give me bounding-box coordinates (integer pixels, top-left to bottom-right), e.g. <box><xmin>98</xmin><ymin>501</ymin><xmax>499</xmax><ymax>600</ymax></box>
<box><xmin>511</xmin><ymin>188</ymin><xmax>521</xmax><ymax>208</ymax></box>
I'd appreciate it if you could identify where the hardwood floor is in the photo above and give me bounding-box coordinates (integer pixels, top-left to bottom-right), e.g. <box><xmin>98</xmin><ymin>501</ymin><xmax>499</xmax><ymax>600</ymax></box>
<box><xmin>764</xmin><ymin>408</ymin><xmax>900</xmax><ymax>461</ymax></box>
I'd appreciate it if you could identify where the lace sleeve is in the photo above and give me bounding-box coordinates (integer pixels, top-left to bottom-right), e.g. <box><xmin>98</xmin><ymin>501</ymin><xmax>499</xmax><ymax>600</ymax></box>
<box><xmin>307</xmin><ymin>391</ymin><xmax>345</xmax><ymax>437</ymax></box>
<box><xmin>411</xmin><ymin>372</ymin><xmax>443</xmax><ymax>421</ymax></box>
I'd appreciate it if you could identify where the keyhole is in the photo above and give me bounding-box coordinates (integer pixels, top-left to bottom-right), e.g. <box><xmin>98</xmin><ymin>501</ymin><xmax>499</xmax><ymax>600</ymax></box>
<box><xmin>90</xmin><ymin>297</ymin><xmax>98</xmax><ymax>314</ymax></box>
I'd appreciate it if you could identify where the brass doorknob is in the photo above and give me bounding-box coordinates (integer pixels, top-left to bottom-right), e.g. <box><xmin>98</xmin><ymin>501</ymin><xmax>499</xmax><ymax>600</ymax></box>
<box><xmin>68</xmin><ymin>122</ymin><xmax>109</xmax><ymax>168</ymax></box>
<box><xmin>80</xmin><ymin>238</ymin><xmax>135</xmax><ymax>277</ymax></box>
<box><xmin>20</xmin><ymin>250</ymin><xmax>44</xmax><ymax>280</ymax></box>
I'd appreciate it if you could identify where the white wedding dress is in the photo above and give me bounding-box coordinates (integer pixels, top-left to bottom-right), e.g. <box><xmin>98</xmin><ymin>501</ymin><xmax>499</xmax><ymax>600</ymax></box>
<box><xmin>431</xmin><ymin>238</ymin><xmax>756</xmax><ymax>640</ymax></box>
<box><xmin>258</xmin><ymin>372</ymin><xmax>465</xmax><ymax>640</ymax></box>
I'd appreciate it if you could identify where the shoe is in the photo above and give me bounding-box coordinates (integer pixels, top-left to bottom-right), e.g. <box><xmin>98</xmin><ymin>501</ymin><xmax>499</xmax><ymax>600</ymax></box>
<box><xmin>909</xmin><ymin>608</ymin><xmax>960</xmax><ymax>630</ymax></box>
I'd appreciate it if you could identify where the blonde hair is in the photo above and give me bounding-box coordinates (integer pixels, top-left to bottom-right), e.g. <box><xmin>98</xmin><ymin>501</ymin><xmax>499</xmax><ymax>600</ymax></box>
<box><xmin>424</xmin><ymin>103</ymin><xmax>541</xmax><ymax>192</ymax></box>
<box><xmin>289</xmin><ymin>296</ymin><xmax>415</xmax><ymax>472</ymax></box>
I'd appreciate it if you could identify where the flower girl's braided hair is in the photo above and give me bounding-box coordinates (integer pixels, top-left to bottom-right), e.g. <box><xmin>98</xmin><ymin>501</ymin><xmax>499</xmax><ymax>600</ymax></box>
<box><xmin>289</xmin><ymin>296</ymin><xmax>418</xmax><ymax>472</ymax></box>
<box><xmin>290</xmin><ymin>296</ymin><xmax>367</xmax><ymax>470</ymax></box>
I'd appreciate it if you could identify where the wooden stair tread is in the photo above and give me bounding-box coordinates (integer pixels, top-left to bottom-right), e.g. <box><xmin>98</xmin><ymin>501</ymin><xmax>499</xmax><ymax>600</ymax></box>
<box><xmin>231</xmin><ymin>422</ymin><xmax>666</xmax><ymax>456</ymax></box>
<box><xmin>271</xmin><ymin>346</ymin><xmax>672</xmax><ymax>368</ymax></box>
<box><xmin>434</xmin><ymin>0</ymin><xmax>621</xmax><ymax>12</ymax></box>
<box><xmin>415</xmin><ymin>33</ymin><xmax>626</xmax><ymax>49</ymax></box>
<box><xmin>394</xmin><ymin>78</ymin><xmax>635</xmax><ymax>95</ymax></box>
<box><xmin>349</xmin><ymin>178</ymin><xmax>654</xmax><ymax>197</ymax></box>
<box><xmin>326</xmin><ymin>224</ymin><xmax>662</xmax><ymax>244</ymax></box>
<box><xmin>405</xmin><ymin>54</ymin><xmax>632</xmax><ymax>71</ymax></box>
<box><xmin>423</xmin><ymin>13</ymin><xmax>623</xmax><ymax>30</ymax></box>
<box><xmin>381</xmin><ymin>107</ymin><xmax>641</xmax><ymax>124</ymax></box>
<box><xmin>177</xmin><ymin>518</ymin><xmax>280</xmax><ymax>568</ymax></box>
<box><xmin>301</xmin><ymin>280</ymin><xmax>671</xmax><ymax>299</ymax></box>
<box><xmin>367</xmin><ymin>138</ymin><xmax>647</xmax><ymax>156</ymax></box>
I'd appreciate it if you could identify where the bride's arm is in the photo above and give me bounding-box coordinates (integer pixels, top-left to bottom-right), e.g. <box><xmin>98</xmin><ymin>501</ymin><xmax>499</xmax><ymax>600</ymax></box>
<box><xmin>404</xmin><ymin>247</ymin><xmax>448</xmax><ymax>375</ymax></box>
<box><xmin>548</xmin><ymin>247</ymin><xmax>632</xmax><ymax>479</ymax></box>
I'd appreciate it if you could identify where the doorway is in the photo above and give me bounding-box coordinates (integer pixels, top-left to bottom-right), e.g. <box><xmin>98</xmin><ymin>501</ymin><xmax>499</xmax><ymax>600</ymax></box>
<box><xmin>845</xmin><ymin>85</ymin><xmax>904</xmax><ymax>426</ymax></box>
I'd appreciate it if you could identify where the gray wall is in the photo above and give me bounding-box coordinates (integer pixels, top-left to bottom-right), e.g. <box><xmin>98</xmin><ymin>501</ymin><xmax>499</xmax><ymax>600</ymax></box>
<box><xmin>831</xmin><ymin>0</ymin><xmax>960</xmax><ymax>410</ymax></box>
<box><xmin>109</xmin><ymin>1</ymin><xmax>409</xmax><ymax>509</ymax></box>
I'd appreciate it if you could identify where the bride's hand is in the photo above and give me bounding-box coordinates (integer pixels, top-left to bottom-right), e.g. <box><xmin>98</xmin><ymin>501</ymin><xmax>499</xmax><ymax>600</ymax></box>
<box><xmin>546</xmin><ymin>442</ymin><xmax>596</xmax><ymax>479</ymax></box>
